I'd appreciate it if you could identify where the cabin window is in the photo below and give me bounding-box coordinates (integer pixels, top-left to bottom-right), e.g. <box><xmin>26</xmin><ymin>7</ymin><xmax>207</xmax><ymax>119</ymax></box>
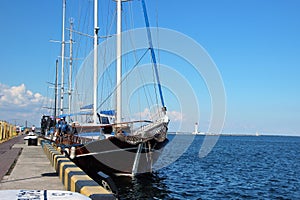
<box><xmin>101</xmin><ymin>117</ymin><xmax>109</xmax><ymax>124</ymax></box>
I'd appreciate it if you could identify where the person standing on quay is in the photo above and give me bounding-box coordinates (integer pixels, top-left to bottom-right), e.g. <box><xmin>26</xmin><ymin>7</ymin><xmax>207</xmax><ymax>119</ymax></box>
<box><xmin>31</xmin><ymin>125</ymin><xmax>35</xmax><ymax>133</ymax></box>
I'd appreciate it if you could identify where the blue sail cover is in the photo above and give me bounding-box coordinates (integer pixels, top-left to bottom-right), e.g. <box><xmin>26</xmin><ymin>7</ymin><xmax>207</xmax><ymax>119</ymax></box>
<box><xmin>80</xmin><ymin>104</ymin><xmax>93</xmax><ymax>110</ymax></box>
<box><xmin>58</xmin><ymin>114</ymin><xmax>69</xmax><ymax>118</ymax></box>
<box><xmin>59</xmin><ymin>103</ymin><xmax>114</xmax><ymax>118</ymax></box>
<box><xmin>100</xmin><ymin>110</ymin><xmax>115</xmax><ymax>116</ymax></box>
<box><xmin>58</xmin><ymin>110</ymin><xmax>114</xmax><ymax>118</ymax></box>
<box><xmin>58</xmin><ymin>111</ymin><xmax>93</xmax><ymax>118</ymax></box>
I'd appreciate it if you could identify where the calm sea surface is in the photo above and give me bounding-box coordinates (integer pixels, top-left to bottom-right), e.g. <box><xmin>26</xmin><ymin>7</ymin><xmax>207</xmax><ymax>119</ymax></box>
<box><xmin>114</xmin><ymin>135</ymin><xmax>300</xmax><ymax>199</ymax></box>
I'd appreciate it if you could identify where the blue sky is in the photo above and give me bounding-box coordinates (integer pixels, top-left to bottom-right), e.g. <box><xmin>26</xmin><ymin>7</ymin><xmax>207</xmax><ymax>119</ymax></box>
<box><xmin>0</xmin><ymin>0</ymin><xmax>299</xmax><ymax>135</ymax></box>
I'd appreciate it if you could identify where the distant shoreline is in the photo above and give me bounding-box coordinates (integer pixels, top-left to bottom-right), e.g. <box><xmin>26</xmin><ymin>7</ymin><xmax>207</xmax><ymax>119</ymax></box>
<box><xmin>167</xmin><ymin>132</ymin><xmax>300</xmax><ymax>137</ymax></box>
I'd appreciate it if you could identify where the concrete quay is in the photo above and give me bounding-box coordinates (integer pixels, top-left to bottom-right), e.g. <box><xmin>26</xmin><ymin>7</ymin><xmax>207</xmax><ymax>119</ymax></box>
<box><xmin>0</xmin><ymin>135</ymin><xmax>115</xmax><ymax>199</ymax></box>
<box><xmin>0</xmin><ymin>135</ymin><xmax>24</xmax><ymax>180</ymax></box>
<box><xmin>0</xmin><ymin>136</ymin><xmax>65</xmax><ymax>190</ymax></box>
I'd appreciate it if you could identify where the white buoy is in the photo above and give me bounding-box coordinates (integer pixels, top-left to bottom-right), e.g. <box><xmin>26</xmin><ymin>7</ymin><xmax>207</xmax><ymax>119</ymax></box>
<box><xmin>65</xmin><ymin>147</ymin><xmax>70</xmax><ymax>155</ymax></box>
<box><xmin>70</xmin><ymin>146</ymin><xmax>76</xmax><ymax>159</ymax></box>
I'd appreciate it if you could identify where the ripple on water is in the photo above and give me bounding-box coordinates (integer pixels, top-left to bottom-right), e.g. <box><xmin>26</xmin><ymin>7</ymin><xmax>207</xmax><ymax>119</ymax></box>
<box><xmin>116</xmin><ymin>136</ymin><xmax>300</xmax><ymax>200</ymax></box>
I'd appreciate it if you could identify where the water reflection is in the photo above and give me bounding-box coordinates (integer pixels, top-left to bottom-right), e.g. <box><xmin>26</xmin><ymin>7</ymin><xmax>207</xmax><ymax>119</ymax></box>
<box><xmin>114</xmin><ymin>172</ymin><xmax>170</xmax><ymax>200</ymax></box>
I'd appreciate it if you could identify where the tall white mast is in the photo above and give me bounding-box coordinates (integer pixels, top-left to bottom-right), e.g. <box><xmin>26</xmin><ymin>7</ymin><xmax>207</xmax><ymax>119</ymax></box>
<box><xmin>93</xmin><ymin>0</ymin><xmax>99</xmax><ymax>124</ymax></box>
<box><xmin>60</xmin><ymin>0</ymin><xmax>66</xmax><ymax>115</ymax></box>
<box><xmin>68</xmin><ymin>18</ymin><xmax>73</xmax><ymax>121</ymax></box>
<box><xmin>116</xmin><ymin>0</ymin><xmax>122</xmax><ymax>123</ymax></box>
<box><xmin>55</xmin><ymin>59</ymin><xmax>59</xmax><ymax>118</ymax></box>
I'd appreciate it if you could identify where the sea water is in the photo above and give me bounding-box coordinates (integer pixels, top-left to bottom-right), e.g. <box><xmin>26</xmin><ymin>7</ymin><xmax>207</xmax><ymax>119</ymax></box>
<box><xmin>115</xmin><ymin>135</ymin><xmax>300</xmax><ymax>199</ymax></box>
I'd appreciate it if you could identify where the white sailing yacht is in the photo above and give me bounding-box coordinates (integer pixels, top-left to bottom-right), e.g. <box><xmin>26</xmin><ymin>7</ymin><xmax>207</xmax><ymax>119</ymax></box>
<box><xmin>56</xmin><ymin>0</ymin><xmax>169</xmax><ymax>177</ymax></box>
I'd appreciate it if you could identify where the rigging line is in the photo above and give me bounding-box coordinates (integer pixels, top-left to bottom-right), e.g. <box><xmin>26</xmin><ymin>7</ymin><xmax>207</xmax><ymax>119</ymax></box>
<box><xmin>99</xmin><ymin>5</ymin><xmax>117</xmax><ymax>106</ymax></box>
<box><xmin>127</xmin><ymin>2</ymin><xmax>139</xmax><ymax>66</ymax></box>
<box><xmin>150</xmin><ymin>55</ymin><xmax>159</xmax><ymax>109</ymax></box>
<box><xmin>140</xmin><ymin>12</ymin><xmax>158</xmax><ymax>111</ymax></box>
<box><xmin>155</xmin><ymin>0</ymin><xmax>160</xmax><ymax>43</ymax></box>
<box><xmin>125</xmin><ymin>1</ymin><xmax>141</xmax><ymax>120</ymax></box>
<box><xmin>105</xmin><ymin>8</ymin><xmax>117</xmax><ymax>92</ymax></box>
<box><xmin>72</xmin><ymin>2</ymin><xmax>94</xmax><ymax>115</ymax></box>
<box><xmin>129</xmin><ymin>1</ymin><xmax>136</xmax><ymax>45</ymax></box>
<box><xmin>72</xmin><ymin>8</ymin><xmax>82</xmax><ymax>88</ymax></box>
<box><xmin>135</xmin><ymin>57</ymin><xmax>155</xmax><ymax>120</ymax></box>
<box><xmin>106</xmin><ymin>4</ymin><xmax>116</xmax><ymax>40</ymax></box>
<box><xmin>126</xmin><ymin>3</ymin><xmax>154</xmax><ymax>118</ymax></box>
<box><xmin>123</xmin><ymin>3</ymin><xmax>133</xmax><ymax>79</ymax></box>
<box><xmin>72</xmin><ymin>1</ymin><xmax>91</xmax><ymax>104</ymax></box>
<box><xmin>97</xmin><ymin>48</ymin><xmax>150</xmax><ymax>110</ymax></box>
<box><xmin>155</xmin><ymin>0</ymin><xmax>161</xmax><ymax>107</ymax></box>
<box><xmin>76</xmin><ymin>1</ymin><xmax>89</xmax><ymax>57</ymax></box>
<box><xmin>134</xmin><ymin>63</ymin><xmax>152</xmax><ymax>122</ymax></box>
<box><xmin>141</xmin><ymin>0</ymin><xmax>165</xmax><ymax>108</ymax></box>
